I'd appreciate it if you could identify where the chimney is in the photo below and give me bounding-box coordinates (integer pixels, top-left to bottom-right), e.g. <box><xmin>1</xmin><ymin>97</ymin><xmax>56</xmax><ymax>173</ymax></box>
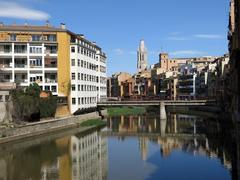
<box><xmin>78</xmin><ymin>34</ymin><xmax>85</xmax><ymax>38</ymax></box>
<box><xmin>60</xmin><ymin>23</ymin><xmax>66</xmax><ymax>29</ymax></box>
<box><xmin>46</xmin><ymin>20</ymin><xmax>51</xmax><ymax>27</ymax></box>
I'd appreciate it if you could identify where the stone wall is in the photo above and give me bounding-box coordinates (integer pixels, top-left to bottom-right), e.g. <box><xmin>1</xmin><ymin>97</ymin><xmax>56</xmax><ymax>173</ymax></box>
<box><xmin>0</xmin><ymin>90</ymin><xmax>13</xmax><ymax>124</ymax></box>
<box><xmin>0</xmin><ymin>111</ymin><xmax>101</xmax><ymax>143</ymax></box>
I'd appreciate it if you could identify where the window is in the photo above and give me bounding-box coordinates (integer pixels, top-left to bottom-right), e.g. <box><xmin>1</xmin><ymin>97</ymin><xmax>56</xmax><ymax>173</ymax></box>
<box><xmin>78</xmin><ymin>59</ymin><xmax>80</xmax><ymax>66</ymax></box>
<box><xmin>71</xmin><ymin>73</ymin><xmax>76</xmax><ymax>80</ymax></box>
<box><xmin>71</xmin><ymin>59</ymin><xmax>75</xmax><ymax>66</ymax></box>
<box><xmin>32</xmin><ymin>35</ymin><xmax>41</xmax><ymax>41</ymax></box>
<box><xmin>48</xmin><ymin>35</ymin><xmax>56</xmax><ymax>41</ymax></box>
<box><xmin>72</xmin><ymin>84</ymin><xmax>76</xmax><ymax>91</ymax></box>
<box><xmin>78</xmin><ymin>73</ymin><xmax>80</xmax><ymax>80</ymax></box>
<box><xmin>81</xmin><ymin>97</ymin><xmax>84</xmax><ymax>104</ymax></box>
<box><xmin>45</xmin><ymin>86</ymin><xmax>50</xmax><ymax>91</ymax></box>
<box><xmin>71</xmin><ymin>47</ymin><xmax>75</xmax><ymax>53</ymax></box>
<box><xmin>78</xmin><ymin>85</ymin><xmax>80</xmax><ymax>91</ymax></box>
<box><xmin>5</xmin><ymin>95</ymin><xmax>9</xmax><ymax>102</ymax></box>
<box><xmin>72</xmin><ymin>98</ymin><xmax>76</xmax><ymax>105</ymax></box>
<box><xmin>78</xmin><ymin>98</ymin><xmax>81</xmax><ymax>105</ymax></box>
<box><xmin>81</xmin><ymin>60</ymin><xmax>83</xmax><ymax>67</ymax></box>
<box><xmin>51</xmin><ymin>86</ymin><xmax>57</xmax><ymax>92</ymax></box>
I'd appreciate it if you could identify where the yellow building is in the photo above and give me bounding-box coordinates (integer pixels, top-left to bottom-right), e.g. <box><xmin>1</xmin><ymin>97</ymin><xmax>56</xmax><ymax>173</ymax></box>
<box><xmin>0</xmin><ymin>23</ymin><xmax>107</xmax><ymax>115</ymax></box>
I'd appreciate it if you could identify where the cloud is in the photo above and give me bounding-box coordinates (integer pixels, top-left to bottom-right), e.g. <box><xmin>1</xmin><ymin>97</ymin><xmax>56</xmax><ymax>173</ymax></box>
<box><xmin>0</xmin><ymin>2</ymin><xmax>50</xmax><ymax>20</ymax></box>
<box><xmin>170</xmin><ymin>50</ymin><xmax>204</xmax><ymax>56</ymax></box>
<box><xmin>167</xmin><ymin>36</ymin><xmax>190</xmax><ymax>41</ymax></box>
<box><xmin>114</xmin><ymin>48</ymin><xmax>124</xmax><ymax>55</ymax></box>
<box><xmin>193</xmin><ymin>34</ymin><xmax>224</xmax><ymax>39</ymax></box>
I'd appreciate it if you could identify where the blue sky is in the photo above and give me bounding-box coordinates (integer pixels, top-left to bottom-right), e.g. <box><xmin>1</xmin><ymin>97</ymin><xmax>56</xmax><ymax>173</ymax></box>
<box><xmin>0</xmin><ymin>0</ymin><xmax>229</xmax><ymax>75</ymax></box>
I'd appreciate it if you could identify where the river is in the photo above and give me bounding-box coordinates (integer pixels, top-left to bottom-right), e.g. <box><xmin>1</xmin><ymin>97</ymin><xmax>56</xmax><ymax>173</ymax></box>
<box><xmin>0</xmin><ymin>111</ymin><xmax>239</xmax><ymax>180</ymax></box>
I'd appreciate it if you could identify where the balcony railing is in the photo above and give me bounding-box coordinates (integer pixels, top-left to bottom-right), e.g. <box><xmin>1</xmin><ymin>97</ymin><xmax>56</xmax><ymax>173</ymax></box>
<box><xmin>45</xmin><ymin>49</ymin><xmax>57</xmax><ymax>54</ymax></box>
<box><xmin>16</xmin><ymin>79</ymin><xmax>28</xmax><ymax>83</ymax></box>
<box><xmin>45</xmin><ymin>64</ymin><xmax>57</xmax><ymax>68</ymax></box>
<box><xmin>30</xmin><ymin>64</ymin><xmax>42</xmax><ymax>68</ymax></box>
<box><xmin>0</xmin><ymin>64</ymin><xmax>12</xmax><ymax>68</ymax></box>
<box><xmin>0</xmin><ymin>79</ymin><xmax>11</xmax><ymax>82</ymax></box>
<box><xmin>0</xmin><ymin>46</ymin><xmax>12</xmax><ymax>53</ymax></box>
<box><xmin>15</xmin><ymin>64</ymin><xmax>27</xmax><ymax>68</ymax></box>
<box><xmin>14</xmin><ymin>49</ymin><xmax>27</xmax><ymax>54</ymax></box>
<box><xmin>45</xmin><ymin>79</ymin><xmax>57</xmax><ymax>83</ymax></box>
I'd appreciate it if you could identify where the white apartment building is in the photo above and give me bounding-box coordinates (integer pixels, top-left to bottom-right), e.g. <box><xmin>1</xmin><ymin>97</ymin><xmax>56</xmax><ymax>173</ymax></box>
<box><xmin>0</xmin><ymin>35</ymin><xmax>58</xmax><ymax>95</ymax></box>
<box><xmin>70</xmin><ymin>36</ymin><xmax>107</xmax><ymax>113</ymax></box>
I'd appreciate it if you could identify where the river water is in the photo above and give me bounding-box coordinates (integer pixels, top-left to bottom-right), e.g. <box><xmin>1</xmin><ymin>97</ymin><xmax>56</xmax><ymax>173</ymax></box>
<box><xmin>0</xmin><ymin>112</ymin><xmax>239</xmax><ymax>180</ymax></box>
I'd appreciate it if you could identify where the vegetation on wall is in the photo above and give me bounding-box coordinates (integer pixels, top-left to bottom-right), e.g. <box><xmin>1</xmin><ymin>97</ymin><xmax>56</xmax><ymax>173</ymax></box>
<box><xmin>11</xmin><ymin>83</ymin><xmax>57</xmax><ymax>122</ymax></box>
<box><xmin>39</xmin><ymin>95</ymin><xmax>57</xmax><ymax>118</ymax></box>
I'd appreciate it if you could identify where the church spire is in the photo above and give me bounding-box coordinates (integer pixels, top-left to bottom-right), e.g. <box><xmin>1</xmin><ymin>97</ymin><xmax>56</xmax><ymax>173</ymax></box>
<box><xmin>137</xmin><ymin>39</ymin><xmax>148</xmax><ymax>72</ymax></box>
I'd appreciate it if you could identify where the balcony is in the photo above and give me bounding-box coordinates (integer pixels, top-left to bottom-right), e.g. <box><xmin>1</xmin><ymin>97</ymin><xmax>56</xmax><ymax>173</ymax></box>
<box><xmin>15</xmin><ymin>58</ymin><xmax>27</xmax><ymax>68</ymax></box>
<box><xmin>45</xmin><ymin>45</ymin><xmax>57</xmax><ymax>54</ymax></box>
<box><xmin>45</xmin><ymin>58</ymin><xmax>57</xmax><ymax>68</ymax></box>
<box><xmin>30</xmin><ymin>46</ymin><xmax>42</xmax><ymax>54</ymax></box>
<box><xmin>0</xmin><ymin>74</ymin><xmax>12</xmax><ymax>82</ymax></box>
<box><xmin>45</xmin><ymin>73</ymin><xmax>57</xmax><ymax>83</ymax></box>
<box><xmin>14</xmin><ymin>45</ymin><xmax>27</xmax><ymax>54</ymax></box>
<box><xmin>0</xmin><ymin>45</ymin><xmax>12</xmax><ymax>54</ymax></box>
<box><xmin>0</xmin><ymin>59</ymin><xmax>12</xmax><ymax>69</ymax></box>
<box><xmin>30</xmin><ymin>58</ymin><xmax>42</xmax><ymax>68</ymax></box>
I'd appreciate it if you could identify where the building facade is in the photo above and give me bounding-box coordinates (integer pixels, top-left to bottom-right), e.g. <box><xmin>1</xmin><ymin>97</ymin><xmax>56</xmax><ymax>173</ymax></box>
<box><xmin>228</xmin><ymin>0</ymin><xmax>240</xmax><ymax>122</ymax></box>
<box><xmin>0</xmin><ymin>23</ymin><xmax>107</xmax><ymax>114</ymax></box>
<box><xmin>107</xmin><ymin>72</ymin><xmax>132</xmax><ymax>98</ymax></box>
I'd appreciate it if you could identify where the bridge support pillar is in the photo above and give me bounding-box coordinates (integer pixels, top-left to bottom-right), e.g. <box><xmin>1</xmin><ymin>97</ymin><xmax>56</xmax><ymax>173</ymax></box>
<box><xmin>160</xmin><ymin>118</ymin><xmax>166</xmax><ymax>136</ymax></box>
<box><xmin>160</xmin><ymin>102</ymin><xmax>167</xmax><ymax>120</ymax></box>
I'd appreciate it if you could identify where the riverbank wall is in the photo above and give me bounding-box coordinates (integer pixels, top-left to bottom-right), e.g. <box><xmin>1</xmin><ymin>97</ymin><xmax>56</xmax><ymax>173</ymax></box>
<box><xmin>0</xmin><ymin>111</ymin><xmax>102</xmax><ymax>144</ymax></box>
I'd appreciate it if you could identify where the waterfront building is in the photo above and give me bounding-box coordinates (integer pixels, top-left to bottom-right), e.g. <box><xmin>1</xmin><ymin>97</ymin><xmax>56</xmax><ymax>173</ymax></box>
<box><xmin>107</xmin><ymin>72</ymin><xmax>132</xmax><ymax>98</ymax></box>
<box><xmin>137</xmin><ymin>40</ymin><xmax>148</xmax><ymax>72</ymax></box>
<box><xmin>121</xmin><ymin>77</ymin><xmax>135</xmax><ymax>98</ymax></box>
<box><xmin>157</xmin><ymin>53</ymin><xmax>189</xmax><ymax>73</ymax></box>
<box><xmin>0</xmin><ymin>23</ymin><xmax>107</xmax><ymax>114</ymax></box>
<box><xmin>177</xmin><ymin>64</ymin><xmax>197</xmax><ymax>100</ymax></box>
<box><xmin>228</xmin><ymin>0</ymin><xmax>240</xmax><ymax>122</ymax></box>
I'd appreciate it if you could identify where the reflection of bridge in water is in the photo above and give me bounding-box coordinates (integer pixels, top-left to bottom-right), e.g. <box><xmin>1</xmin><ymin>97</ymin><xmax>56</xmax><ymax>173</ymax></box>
<box><xmin>100</xmin><ymin>131</ymin><xmax>206</xmax><ymax>139</ymax></box>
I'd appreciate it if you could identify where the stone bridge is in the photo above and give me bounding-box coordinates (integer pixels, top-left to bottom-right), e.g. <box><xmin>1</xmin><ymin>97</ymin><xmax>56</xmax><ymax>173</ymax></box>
<box><xmin>97</xmin><ymin>100</ymin><xmax>216</xmax><ymax>120</ymax></box>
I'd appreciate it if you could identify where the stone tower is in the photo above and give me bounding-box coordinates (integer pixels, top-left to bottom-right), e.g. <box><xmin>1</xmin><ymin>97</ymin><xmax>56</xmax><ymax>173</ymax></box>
<box><xmin>137</xmin><ymin>40</ymin><xmax>148</xmax><ymax>72</ymax></box>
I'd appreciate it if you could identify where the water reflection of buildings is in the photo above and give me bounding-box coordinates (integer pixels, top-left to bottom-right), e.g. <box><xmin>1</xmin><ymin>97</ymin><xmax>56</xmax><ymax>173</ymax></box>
<box><xmin>0</xmin><ymin>130</ymin><xmax>108</xmax><ymax>180</ymax></box>
<box><xmin>41</xmin><ymin>131</ymin><xmax>108</xmax><ymax>180</ymax></box>
<box><xmin>107</xmin><ymin>114</ymin><xmax>238</xmax><ymax>176</ymax></box>
<box><xmin>70</xmin><ymin>131</ymin><xmax>108</xmax><ymax>180</ymax></box>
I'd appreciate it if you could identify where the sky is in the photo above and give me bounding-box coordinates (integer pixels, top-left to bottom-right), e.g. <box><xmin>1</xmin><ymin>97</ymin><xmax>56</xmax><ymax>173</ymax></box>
<box><xmin>0</xmin><ymin>0</ymin><xmax>230</xmax><ymax>75</ymax></box>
